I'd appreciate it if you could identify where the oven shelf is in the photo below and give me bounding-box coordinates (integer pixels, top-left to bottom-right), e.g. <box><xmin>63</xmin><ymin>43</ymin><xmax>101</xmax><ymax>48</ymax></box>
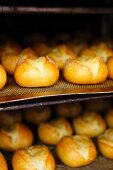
<box><xmin>0</xmin><ymin>6</ymin><xmax>113</xmax><ymax>14</ymax></box>
<box><xmin>0</xmin><ymin>77</ymin><xmax>113</xmax><ymax>110</ymax></box>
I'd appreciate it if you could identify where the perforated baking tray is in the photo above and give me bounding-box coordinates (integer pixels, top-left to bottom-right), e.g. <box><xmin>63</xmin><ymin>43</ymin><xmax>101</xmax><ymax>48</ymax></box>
<box><xmin>0</xmin><ymin>76</ymin><xmax>113</xmax><ymax>105</ymax></box>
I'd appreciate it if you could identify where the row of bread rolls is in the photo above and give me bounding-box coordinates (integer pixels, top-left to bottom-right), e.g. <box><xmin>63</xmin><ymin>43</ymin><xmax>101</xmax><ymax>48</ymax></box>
<box><xmin>0</xmin><ymin>34</ymin><xmax>113</xmax><ymax>89</ymax></box>
<box><xmin>0</xmin><ymin>100</ymin><xmax>113</xmax><ymax>169</ymax></box>
<box><xmin>0</xmin><ymin>109</ymin><xmax>55</xmax><ymax>170</ymax></box>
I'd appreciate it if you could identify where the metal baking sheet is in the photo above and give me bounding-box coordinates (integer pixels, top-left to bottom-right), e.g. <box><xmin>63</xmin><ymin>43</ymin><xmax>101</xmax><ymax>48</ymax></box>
<box><xmin>0</xmin><ymin>76</ymin><xmax>113</xmax><ymax>105</ymax></box>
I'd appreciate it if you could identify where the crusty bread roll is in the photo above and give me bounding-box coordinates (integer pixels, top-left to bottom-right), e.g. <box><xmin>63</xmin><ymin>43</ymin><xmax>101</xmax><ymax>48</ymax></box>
<box><xmin>38</xmin><ymin>118</ymin><xmax>73</xmax><ymax>145</ymax></box>
<box><xmin>66</xmin><ymin>40</ymin><xmax>88</xmax><ymax>55</ymax></box>
<box><xmin>63</xmin><ymin>49</ymin><xmax>108</xmax><ymax>84</ymax></box>
<box><xmin>0</xmin><ymin>41</ymin><xmax>22</xmax><ymax>75</ymax></box>
<box><xmin>0</xmin><ymin>110</ymin><xmax>22</xmax><ymax>127</ymax></box>
<box><xmin>0</xmin><ymin>152</ymin><xmax>8</xmax><ymax>170</ymax></box>
<box><xmin>0</xmin><ymin>122</ymin><xmax>33</xmax><ymax>151</ymax></box>
<box><xmin>107</xmin><ymin>57</ymin><xmax>113</xmax><ymax>79</ymax></box>
<box><xmin>56</xmin><ymin>135</ymin><xmax>97</xmax><ymax>167</ymax></box>
<box><xmin>14</xmin><ymin>53</ymin><xmax>59</xmax><ymax>87</ymax></box>
<box><xmin>0</xmin><ymin>65</ymin><xmax>7</xmax><ymax>90</ymax></box>
<box><xmin>97</xmin><ymin>128</ymin><xmax>113</xmax><ymax>159</ymax></box>
<box><xmin>73</xmin><ymin>111</ymin><xmax>106</xmax><ymax>137</ymax></box>
<box><xmin>84</xmin><ymin>98</ymin><xmax>111</xmax><ymax>112</ymax></box>
<box><xmin>12</xmin><ymin>145</ymin><xmax>55</xmax><ymax>170</ymax></box>
<box><xmin>91</xmin><ymin>43</ymin><xmax>113</xmax><ymax>62</ymax></box>
<box><xmin>48</xmin><ymin>44</ymin><xmax>77</xmax><ymax>70</ymax></box>
<box><xmin>55</xmin><ymin>102</ymin><xmax>82</xmax><ymax>118</ymax></box>
<box><xmin>105</xmin><ymin>109</ymin><xmax>113</xmax><ymax>128</ymax></box>
<box><xmin>24</xmin><ymin>106</ymin><xmax>51</xmax><ymax>125</ymax></box>
<box><xmin>32</xmin><ymin>42</ymin><xmax>50</xmax><ymax>56</ymax></box>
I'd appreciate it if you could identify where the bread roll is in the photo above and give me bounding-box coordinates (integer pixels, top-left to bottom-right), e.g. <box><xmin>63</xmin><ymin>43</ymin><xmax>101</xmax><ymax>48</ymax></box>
<box><xmin>56</xmin><ymin>135</ymin><xmax>97</xmax><ymax>167</ymax></box>
<box><xmin>107</xmin><ymin>57</ymin><xmax>113</xmax><ymax>79</ymax></box>
<box><xmin>0</xmin><ymin>152</ymin><xmax>8</xmax><ymax>170</ymax></box>
<box><xmin>12</xmin><ymin>145</ymin><xmax>55</xmax><ymax>170</ymax></box>
<box><xmin>55</xmin><ymin>102</ymin><xmax>82</xmax><ymax>118</ymax></box>
<box><xmin>0</xmin><ymin>122</ymin><xmax>33</xmax><ymax>151</ymax></box>
<box><xmin>105</xmin><ymin>109</ymin><xmax>113</xmax><ymax>128</ymax></box>
<box><xmin>97</xmin><ymin>128</ymin><xmax>113</xmax><ymax>159</ymax></box>
<box><xmin>63</xmin><ymin>49</ymin><xmax>108</xmax><ymax>84</ymax></box>
<box><xmin>0</xmin><ymin>110</ymin><xmax>22</xmax><ymax>127</ymax></box>
<box><xmin>91</xmin><ymin>43</ymin><xmax>113</xmax><ymax>62</ymax></box>
<box><xmin>48</xmin><ymin>44</ymin><xmax>77</xmax><ymax>70</ymax></box>
<box><xmin>1</xmin><ymin>41</ymin><xmax>22</xmax><ymax>75</ymax></box>
<box><xmin>0</xmin><ymin>65</ymin><xmax>7</xmax><ymax>90</ymax></box>
<box><xmin>84</xmin><ymin>98</ymin><xmax>111</xmax><ymax>112</ymax></box>
<box><xmin>14</xmin><ymin>54</ymin><xmax>59</xmax><ymax>87</ymax></box>
<box><xmin>73</xmin><ymin>111</ymin><xmax>106</xmax><ymax>137</ymax></box>
<box><xmin>38</xmin><ymin>118</ymin><xmax>73</xmax><ymax>145</ymax></box>
<box><xmin>32</xmin><ymin>42</ymin><xmax>50</xmax><ymax>56</ymax></box>
<box><xmin>24</xmin><ymin>106</ymin><xmax>51</xmax><ymax>125</ymax></box>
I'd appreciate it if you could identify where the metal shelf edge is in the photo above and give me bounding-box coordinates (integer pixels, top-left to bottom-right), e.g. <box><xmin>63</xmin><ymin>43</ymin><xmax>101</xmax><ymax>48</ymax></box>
<box><xmin>0</xmin><ymin>6</ymin><xmax>113</xmax><ymax>14</ymax></box>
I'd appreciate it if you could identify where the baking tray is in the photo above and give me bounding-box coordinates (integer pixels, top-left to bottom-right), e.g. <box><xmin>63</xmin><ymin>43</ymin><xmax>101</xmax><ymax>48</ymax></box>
<box><xmin>0</xmin><ymin>76</ymin><xmax>113</xmax><ymax>108</ymax></box>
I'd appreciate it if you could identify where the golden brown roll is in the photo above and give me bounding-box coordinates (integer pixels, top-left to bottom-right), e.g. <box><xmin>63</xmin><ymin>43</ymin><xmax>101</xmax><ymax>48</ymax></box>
<box><xmin>38</xmin><ymin>118</ymin><xmax>73</xmax><ymax>145</ymax></box>
<box><xmin>12</xmin><ymin>145</ymin><xmax>55</xmax><ymax>170</ymax></box>
<box><xmin>32</xmin><ymin>42</ymin><xmax>50</xmax><ymax>56</ymax></box>
<box><xmin>66</xmin><ymin>40</ymin><xmax>88</xmax><ymax>55</ymax></box>
<box><xmin>0</xmin><ymin>65</ymin><xmax>7</xmax><ymax>90</ymax></box>
<box><xmin>97</xmin><ymin>128</ymin><xmax>113</xmax><ymax>159</ymax></box>
<box><xmin>0</xmin><ymin>152</ymin><xmax>8</xmax><ymax>170</ymax></box>
<box><xmin>24</xmin><ymin>106</ymin><xmax>51</xmax><ymax>125</ymax></box>
<box><xmin>48</xmin><ymin>44</ymin><xmax>77</xmax><ymax>70</ymax></box>
<box><xmin>14</xmin><ymin>54</ymin><xmax>59</xmax><ymax>87</ymax></box>
<box><xmin>73</xmin><ymin>111</ymin><xmax>106</xmax><ymax>137</ymax></box>
<box><xmin>84</xmin><ymin>98</ymin><xmax>111</xmax><ymax>112</ymax></box>
<box><xmin>1</xmin><ymin>41</ymin><xmax>22</xmax><ymax>75</ymax></box>
<box><xmin>105</xmin><ymin>109</ymin><xmax>113</xmax><ymax>128</ymax></box>
<box><xmin>63</xmin><ymin>49</ymin><xmax>108</xmax><ymax>84</ymax></box>
<box><xmin>56</xmin><ymin>135</ymin><xmax>97</xmax><ymax>167</ymax></box>
<box><xmin>0</xmin><ymin>122</ymin><xmax>33</xmax><ymax>151</ymax></box>
<box><xmin>0</xmin><ymin>110</ymin><xmax>22</xmax><ymax>127</ymax></box>
<box><xmin>55</xmin><ymin>102</ymin><xmax>82</xmax><ymax>118</ymax></box>
<box><xmin>91</xmin><ymin>43</ymin><xmax>113</xmax><ymax>62</ymax></box>
<box><xmin>107</xmin><ymin>56</ymin><xmax>113</xmax><ymax>79</ymax></box>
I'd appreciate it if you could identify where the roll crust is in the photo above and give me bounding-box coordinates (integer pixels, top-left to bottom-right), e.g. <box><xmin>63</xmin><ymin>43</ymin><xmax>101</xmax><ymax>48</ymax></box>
<box><xmin>56</xmin><ymin>135</ymin><xmax>97</xmax><ymax>167</ymax></box>
<box><xmin>73</xmin><ymin>111</ymin><xmax>106</xmax><ymax>137</ymax></box>
<box><xmin>12</xmin><ymin>145</ymin><xmax>55</xmax><ymax>170</ymax></box>
<box><xmin>55</xmin><ymin>102</ymin><xmax>82</xmax><ymax>118</ymax></box>
<box><xmin>14</xmin><ymin>54</ymin><xmax>59</xmax><ymax>87</ymax></box>
<box><xmin>97</xmin><ymin>128</ymin><xmax>113</xmax><ymax>159</ymax></box>
<box><xmin>0</xmin><ymin>152</ymin><xmax>8</xmax><ymax>170</ymax></box>
<box><xmin>63</xmin><ymin>49</ymin><xmax>108</xmax><ymax>84</ymax></box>
<box><xmin>1</xmin><ymin>41</ymin><xmax>22</xmax><ymax>75</ymax></box>
<box><xmin>0</xmin><ymin>123</ymin><xmax>33</xmax><ymax>151</ymax></box>
<box><xmin>38</xmin><ymin>118</ymin><xmax>73</xmax><ymax>145</ymax></box>
<box><xmin>0</xmin><ymin>65</ymin><xmax>7</xmax><ymax>90</ymax></box>
<box><xmin>105</xmin><ymin>109</ymin><xmax>113</xmax><ymax>128</ymax></box>
<box><xmin>48</xmin><ymin>44</ymin><xmax>77</xmax><ymax>70</ymax></box>
<box><xmin>107</xmin><ymin>57</ymin><xmax>113</xmax><ymax>79</ymax></box>
<box><xmin>0</xmin><ymin>110</ymin><xmax>22</xmax><ymax>127</ymax></box>
<box><xmin>24</xmin><ymin>106</ymin><xmax>51</xmax><ymax>125</ymax></box>
<box><xmin>91</xmin><ymin>43</ymin><xmax>113</xmax><ymax>62</ymax></box>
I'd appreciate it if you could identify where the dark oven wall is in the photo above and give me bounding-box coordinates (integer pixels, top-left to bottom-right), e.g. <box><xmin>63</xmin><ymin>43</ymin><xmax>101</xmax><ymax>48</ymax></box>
<box><xmin>0</xmin><ymin>13</ymin><xmax>109</xmax><ymax>44</ymax></box>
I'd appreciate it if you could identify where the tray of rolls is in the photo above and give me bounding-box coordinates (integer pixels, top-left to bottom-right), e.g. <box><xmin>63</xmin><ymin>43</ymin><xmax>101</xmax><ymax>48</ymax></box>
<box><xmin>0</xmin><ymin>33</ymin><xmax>113</xmax><ymax>104</ymax></box>
<box><xmin>0</xmin><ymin>98</ymin><xmax>113</xmax><ymax>170</ymax></box>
